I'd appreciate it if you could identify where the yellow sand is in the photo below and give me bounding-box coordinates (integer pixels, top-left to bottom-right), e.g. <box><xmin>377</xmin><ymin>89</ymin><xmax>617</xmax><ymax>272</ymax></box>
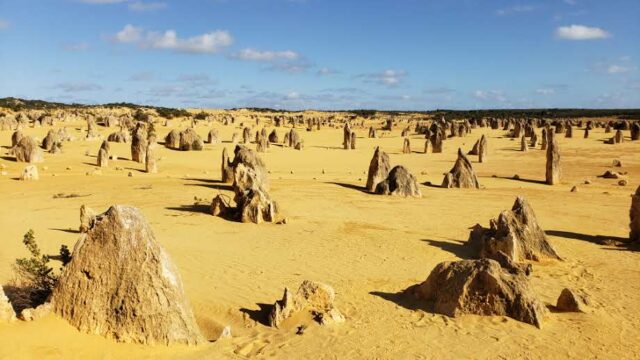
<box><xmin>0</xmin><ymin>116</ymin><xmax>638</xmax><ymax>359</ymax></box>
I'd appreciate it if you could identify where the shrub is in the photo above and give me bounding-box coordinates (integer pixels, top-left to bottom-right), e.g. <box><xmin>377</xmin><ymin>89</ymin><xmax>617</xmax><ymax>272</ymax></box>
<box><xmin>12</xmin><ymin>230</ymin><xmax>58</xmax><ymax>308</ymax></box>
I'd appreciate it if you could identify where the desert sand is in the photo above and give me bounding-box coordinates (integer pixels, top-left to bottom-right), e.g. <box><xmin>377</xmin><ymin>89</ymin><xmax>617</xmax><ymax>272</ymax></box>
<box><xmin>0</xmin><ymin>111</ymin><xmax>639</xmax><ymax>359</ymax></box>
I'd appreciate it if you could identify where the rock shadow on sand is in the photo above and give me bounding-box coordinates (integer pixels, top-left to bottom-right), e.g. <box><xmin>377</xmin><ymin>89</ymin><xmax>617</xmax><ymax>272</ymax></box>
<box><xmin>421</xmin><ymin>239</ymin><xmax>473</xmax><ymax>259</ymax></box>
<box><xmin>546</xmin><ymin>230</ymin><xmax>637</xmax><ymax>252</ymax></box>
<box><xmin>239</xmin><ymin>303</ymin><xmax>274</xmax><ymax>327</ymax></box>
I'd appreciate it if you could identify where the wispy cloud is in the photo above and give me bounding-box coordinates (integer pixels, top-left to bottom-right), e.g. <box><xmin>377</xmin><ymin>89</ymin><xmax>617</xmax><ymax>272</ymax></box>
<box><xmin>588</xmin><ymin>57</ymin><xmax>637</xmax><ymax>75</ymax></box>
<box><xmin>317</xmin><ymin>67</ymin><xmax>338</xmax><ymax>76</ymax></box>
<box><xmin>231</xmin><ymin>48</ymin><xmax>299</xmax><ymax>61</ymax></box>
<box><xmin>78</xmin><ymin>0</ymin><xmax>128</xmax><ymax>3</ymax></box>
<box><xmin>176</xmin><ymin>73</ymin><xmax>217</xmax><ymax>86</ymax></box>
<box><xmin>53</xmin><ymin>82</ymin><xmax>103</xmax><ymax>93</ymax></box>
<box><xmin>473</xmin><ymin>90</ymin><xmax>507</xmax><ymax>102</ymax></box>
<box><xmin>111</xmin><ymin>24</ymin><xmax>233</xmax><ymax>54</ymax></box>
<box><xmin>555</xmin><ymin>24</ymin><xmax>611</xmax><ymax>40</ymax></box>
<box><xmin>496</xmin><ymin>5</ymin><xmax>534</xmax><ymax>16</ymax></box>
<box><xmin>357</xmin><ymin>69</ymin><xmax>407</xmax><ymax>87</ymax></box>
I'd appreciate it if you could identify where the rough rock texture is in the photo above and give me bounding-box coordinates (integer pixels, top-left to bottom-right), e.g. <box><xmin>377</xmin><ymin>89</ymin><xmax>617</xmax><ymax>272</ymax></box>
<box><xmin>79</xmin><ymin>204</ymin><xmax>96</xmax><ymax>233</ymax></box>
<box><xmin>478</xmin><ymin>134</ymin><xmax>488</xmax><ymax>163</ymax></box>
<box><xmin>52</xmin><ymin>205</ymin><xmax>204</xmax><ymax>345</ymax></box>
<box><xmin>545</xmin><ymin>131</ymin><xmax>561</xmax><ymax>185</ymax></box>
<box><xmin>375</xmin><ymin>165</ymin><xmax>421</xmax><ymax>197</ymax></box>
<box><xmin>145</xmin><ymin>143</ymin><xmax>158</xmax><ymax>173</ymax></box>
<box><xmin>343</xmin><ymin>123</ymin><xmax>351</xmax><ymax>149</ymax></box>
<box><xmin>14</xmin><ymin>136</ymin><xmax>44</xmax><ymax>163</ymax></box>
<box><xmin>268</xmin><ymin>280</ymin><xmax>345</xmax><ymax>328</ymax></box>
<box><xmin>556</xmin><ymin>288</ymin><xmax>589</xmax><ymax>312</ymax></box>
<box><xmin>19</xmin><ymin>303</ymin><xmax>52</xmax><ymax>321</ymax></box>
<box><xmin>232</xmin><ymin>162</ymin><xmax>278</xmax><ymax>224</ymax></box>
<box><xmin>207</xmin><ymin>129</ymin><xmax>220</xmax><ymax>144</ymax></box>
<box><xmin>97</xmin><ymin>141</ymin><xmax>109</xmax><ymax>168</ymax></box>
<box><xmin>442</xmin><ymin>148</ymin><xmax>479</xmax><ymax>189</ymax></box>
<box><xmin>467</xmin><ymin>196</ymin><xmax>561</xmax><ymax>262</ymax></box>
<box><xmin>107</xmin><ymin>131</ymin><xmax>130</xmax><ymax>143</ymax></box>
<box><xmin>365</xmin><ymin>147</ymin><xmax>391</xmax><ymax>193</ymax></box>
<box><xmin>404</xmin><ymin>259</ymin><xmax>546</xmax><ymax>328</ymax></box>
<box><xmin>402</xmin><ymin>138</ymin><xmax>411</xmax><ymax>154</ymax></box>
<box><xmin>631</xmin><ymin>185</ymin><xmax>640</xmax><ymax>242</ymax></box>
<box><xmin>131</xmin><ymin>131</ymin><xmax>148</xmax><ymax>163</ymax></box>
<box><xmin>0</xmin><ymin>288</ymin><xmax>16</xmax><ymax>322</ymax></box>
<box><xmin>268</xmin><ymin>130</ymin><xmax>278</xmax><ymax>143</ymax></box>
<box><xmin>179</xmin><ymin>128</ymin><xmax>204</xmax><ymax>151</ymax></box>
<box><xmin>221</xmin><ymin>148</ymin><xmax>234</xmax><ymax>183</ymax></box>
<box><xmin>431</xmin><ymin>131</ymin><xmax>443</xmax><ymax>153</ymax></box>
<box><xmin>11</xmin><ymin>130</ymin><xmax>23</xmax><ymax>148</ymax></box>
<box><xmin>42</xmin><ymin>130</ymin><xmax>59</xmax><ymax>151</ymax></box>
<box><xmin>164</xmin><ymin>130</ymin><xmax>181</xmax><ymax>149</ymax></box>
<box><xmin>520</xmin><ymin>135</ymin><xmax>528</xmax><ymax>152</ymax></box>
<box><xmin>20</xmin><ymin>165</ymin><xmax>39</xmax><ymax>181</ymax></box>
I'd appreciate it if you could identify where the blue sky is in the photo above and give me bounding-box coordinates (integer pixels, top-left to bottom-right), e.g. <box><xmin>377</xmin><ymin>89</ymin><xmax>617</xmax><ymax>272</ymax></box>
<box><xmin>0</xmin><ymin>0</ymin><xmax>638</xmax><ymax>110</ymax></box>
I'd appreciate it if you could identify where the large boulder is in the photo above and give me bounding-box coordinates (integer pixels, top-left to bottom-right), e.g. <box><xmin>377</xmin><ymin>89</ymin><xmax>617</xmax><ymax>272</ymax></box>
<box><xmin>404</xmin><ymin>259</ymin><xmax>547</xmax><ymax>328</ymax></box>
<box><xmin>179</xmin><ymin>128</ymin><xmax>204</xmax><ymax>151</ymax></box>
<box><xmin>442</xmin><ymin>148</ymin><xmax>479</xmax><ymax>189</ymax></box>
<box><xmin>375</xmin><ymin>165</ymin><xmax>421</xmax><ymax>197</ymax></box>
<box><xmin>365</xmin><ymin>147</ymin><xmax>390</xmax><ymax>193</ymax></box>
<box><xmin>13</xmin><ymin>136</ymin><xmax>44</xmax><ymax>163</ymax></box>
<box><xmin>52</xmin><ymin>205</ymin><xmax>204</xmax><ymax>345</ymax></box>
<box><xmin>468</xmin><ymin>197</ymin><xmax>561</xmax><ymax>262</ymax></box>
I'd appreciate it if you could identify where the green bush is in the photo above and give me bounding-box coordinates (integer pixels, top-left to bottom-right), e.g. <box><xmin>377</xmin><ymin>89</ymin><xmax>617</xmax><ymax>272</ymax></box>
<box><xmin>13</xmin><ymin>230</ymin><xmax>58</xmax><ymax>306</ymax></box>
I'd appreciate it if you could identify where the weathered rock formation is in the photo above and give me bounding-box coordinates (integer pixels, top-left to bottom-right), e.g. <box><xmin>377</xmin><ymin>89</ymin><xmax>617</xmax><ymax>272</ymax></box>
<box><xmin>404</xmin><ymin>259</ymin><xmax>546</xmax><ymax>328</ymax></box>
<box><xmin>442</xmin><ymin>148</ymin><xmax>479</xmax><ymax>189</ymax></box>
<box><xmin>268</xmin><ymin>280</ymin><xmax>345</xmax><ymax>328</ymax></box>
<box><xmin>14</xmin><ymin>136</ymin><xmax>44</xmax><ymax>163</ymax></box>
<box><xmin>375</xmin><ymin>165</ymin><xmax>421</xmax><ymax>197</ymax></box>
<box><xmin>52</xmin><ymin>205</ymin><xmax>204</xmax><ymax>345</ymax></box>
<box><xmin>467</xmin><ymin>196</ymin><xmax>561</xmax><ymax>262</ymax></box>
<box><xmin>146</xmin><ymin>143</ymin><xmax>158</xmax><ymax>173</ymax></box>
<box><xmin>179</xmin><ymin>128</ymin><xmax>204</xmax><ymax>151</ymax></box>
<box><xmin>0</xmin><ymin>288</ymin><xmax>16</xmax><ymax>322</ymax></box>
<box><xmin>365</xmin><ymin>147</ymin><xmax>391</xmax><ymax>193</ymax></box>
<box><xmin>545</xmin><ymin>131</ymin><xmax>561</xmax><ymax>185</ymax></box>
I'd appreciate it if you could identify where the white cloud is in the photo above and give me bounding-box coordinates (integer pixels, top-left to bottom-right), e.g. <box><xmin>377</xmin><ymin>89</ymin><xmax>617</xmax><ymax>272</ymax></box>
<box><xmin>128</xmin><ymin>1</ymin><xmax>167</xmax><ymax>11</ymax></box>
<box><xmin>115</xmin><ymin>24</ymin><xmax>142</xmax><ymax>43</ymax></box>
<box><xmin>232</xmin><ymin>48</ymin><xmax>299</xmax><ymax>61</ymax></box>
<box><xmin>317</xmin><ymin>67</ymin><xmax>338</xmax><ymax>76</ymax></box>
<box><xmin>496</xmin><ymin>5</ymin><xmax>534</xmax><ymax>16</ymax></box>
<box><xmin>555</xmin><ymin>24</ymin><xmax>611</xmax><ymax>40</ymax></box>
<box><xmin>607</xmin><ymin>65</ymin><xmax>630</xmax><ymax>74</ymax></box>
<box><xmin>0</xmin><ymin>19</ymin><xmax>9</xmax><ymax>30</ymax></box>
<box><xmin>358</xmin><ymin>69</ymin><xmax>407</xmax><ymax>87</ymax></box>
<box><xmin>111</xmin><ymin>25</ymin><xmax>233</xmax><ymax>54</ymax></box>
<box><xmin>474</xmin><ymin>90</ymin><xmax>507</xmax><ymax>102</ymax></box>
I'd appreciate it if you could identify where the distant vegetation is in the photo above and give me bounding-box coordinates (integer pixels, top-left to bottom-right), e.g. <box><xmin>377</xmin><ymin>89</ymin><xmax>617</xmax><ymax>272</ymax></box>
<box><xmin>1</xmin><ymin>97</ymin><xmax>639</xmax><ymax>119</ymax></box>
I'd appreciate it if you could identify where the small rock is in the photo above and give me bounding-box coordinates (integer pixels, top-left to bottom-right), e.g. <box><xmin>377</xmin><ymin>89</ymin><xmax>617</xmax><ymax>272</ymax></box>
<box><xmin>513</xmin><ymin>174</ymin><xmax>520</xmax><ymax>180</ymax></box>
<box><xmin>128</xmin><ymin>171</ymin><xmax>134</xmax><ymax>177</ymax></box>
<box><xmin>612</xmin><ymin>159</ymin><xmax>622</xmax><ymax>167</ymax></box>
<box><xmin>584</xmin><ymin>179</ymin><xmax>592</xmax><ymax>184</ymax></box>
<box><xmin>66</xmin><ymin>166</ymin><xmax>72</xmax><ymax>171</ymax></box>
<box><xmin>217</xmin><ymin>326</ymin><xmax>232</xmax><ymax>340</ymax></box>
<box><xmin>556</xmin><ymin>288</ymin><xmax>589</xmax><ymax>312</ymax></box>
<box><xmin>618</xmin><ymin>179</ymin><xmax>628</xmax><ymax>186</ymax></box>
<box><xmin>20</xmin><ymin>165</ymin><xmax>39</xmax><ymax>181</ymax></box>
<box><xmin>570</xmin><ymin>186</ymin><xmax>578</xmax><ymax>192</ymax></box>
